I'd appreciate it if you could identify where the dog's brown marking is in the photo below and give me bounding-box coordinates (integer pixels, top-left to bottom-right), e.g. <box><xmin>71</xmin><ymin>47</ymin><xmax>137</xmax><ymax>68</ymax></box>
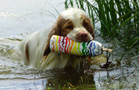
<box><xmin>81</xmin><ymin>15</ymin><xmax>95</xmax><ymax>40</ymax></box>
<box><xmin>25</xmin><ymin>42</ymin><xmax>29</xmax><ymax>62</ymax></box>
<box><xmin>43</xmin><ymin>16</ymin><xmax>68</xmax><ymax>56</ymax></box>
<box><xmin>61</xmin><ymin>19</ymin><xmax>74</xmax><ymax>36</ymax></box>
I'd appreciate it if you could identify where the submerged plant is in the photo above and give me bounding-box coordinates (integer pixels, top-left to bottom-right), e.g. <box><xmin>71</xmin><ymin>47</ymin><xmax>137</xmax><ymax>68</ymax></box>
<box><xmin>65</xmin><ymin>0</ymin><xmax>139</xmax><ymax>53</ymax></box>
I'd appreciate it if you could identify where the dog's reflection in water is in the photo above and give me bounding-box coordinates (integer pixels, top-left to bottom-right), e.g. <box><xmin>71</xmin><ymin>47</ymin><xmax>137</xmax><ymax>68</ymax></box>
<box><xmin>41</xmin><ymin>67</ymin><xmax>96</xmax><ymax>90</ymax></box>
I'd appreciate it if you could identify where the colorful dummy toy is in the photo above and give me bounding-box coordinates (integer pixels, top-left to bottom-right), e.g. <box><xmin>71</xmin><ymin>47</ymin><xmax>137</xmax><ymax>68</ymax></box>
<box><xmin>50</xmin><ymin>35</ymin><xmax>105</xmax><ymax>57</ymax></box>
<box><xmin>40</xmin><ymin>35</ymin><xmax>112</xmax><ymax>69</ymax></box>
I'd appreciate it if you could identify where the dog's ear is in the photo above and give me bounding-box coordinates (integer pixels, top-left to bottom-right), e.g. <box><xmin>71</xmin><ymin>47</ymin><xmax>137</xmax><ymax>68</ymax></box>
<box><xmin>81</xmin><ymin>15</ymin><xmax>95</xmax><ymax>40</ymax></box>
<box><xmin>90</xmin><ymin>27</ymin><xmax>95</xmax><ymax>40</ymax></box>
<box><xmin>43</xmin><ymin>25</ymin><xmax>59</xmax><ymax>56</ymax></box>
<box><xmin>87</xmin><ymin>20</ymin><xmax>95</xmax><ymax>40</ymax></box>
<box><xmin>89</xmin><ymin>19</ymin><xmax>95</xmax><ymax>40</ymax></box>
<box><xmin>87</xmin><ymin>24</ymin><xmax>95</xmax><ymax>40</ymax></box>
<box><xmin>43</xmin><ymin>16</ymin><xmax>66</xmax><ymax>56</ymax></box>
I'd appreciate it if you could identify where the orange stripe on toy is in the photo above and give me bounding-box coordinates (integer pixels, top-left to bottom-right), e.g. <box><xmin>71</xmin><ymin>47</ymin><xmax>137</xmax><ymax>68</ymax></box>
<box><xmin>69</xmin><ymin>40</ymin><xmax>74</xmax><ymax>54</ymax></box>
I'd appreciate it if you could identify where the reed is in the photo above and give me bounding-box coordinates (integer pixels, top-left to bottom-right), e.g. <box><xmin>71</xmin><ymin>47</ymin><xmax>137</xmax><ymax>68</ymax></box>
<box><xmin>65</xmin><ymin>0</ymin><xmax>139</xmax><ymax>52</ymax></box>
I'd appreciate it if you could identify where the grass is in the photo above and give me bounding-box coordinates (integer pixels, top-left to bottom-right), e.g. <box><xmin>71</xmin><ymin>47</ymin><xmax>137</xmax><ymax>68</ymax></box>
<box><xmin>65</xmin><ymin>0</ymin><xmax>139</xmax><ymax>53</ymax></box>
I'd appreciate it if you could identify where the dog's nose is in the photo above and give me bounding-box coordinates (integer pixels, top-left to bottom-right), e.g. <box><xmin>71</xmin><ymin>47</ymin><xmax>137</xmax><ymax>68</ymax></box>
<box><xmin>77</xmin><ymin>32</ymin><xmax>89</xmax><ymax>42</ymax></box>
<box><xmin>78</xmin><ymin>32</ymin><xmax>88</xmax><ymax>38</ymax></box>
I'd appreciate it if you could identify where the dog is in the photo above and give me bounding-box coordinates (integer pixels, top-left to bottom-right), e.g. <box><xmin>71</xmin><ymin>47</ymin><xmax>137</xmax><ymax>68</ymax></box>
<box><xmin>19</xmin><ymin>8</ymin><xmax>95</xmax><ymax>70</ymax></box>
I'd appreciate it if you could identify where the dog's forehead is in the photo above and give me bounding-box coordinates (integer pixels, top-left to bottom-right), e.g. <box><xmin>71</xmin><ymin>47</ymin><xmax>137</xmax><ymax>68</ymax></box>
<box><xmin>60</xmin><ymin>8</ymin><xmax>88</xmax><ymax>20</ymax></box>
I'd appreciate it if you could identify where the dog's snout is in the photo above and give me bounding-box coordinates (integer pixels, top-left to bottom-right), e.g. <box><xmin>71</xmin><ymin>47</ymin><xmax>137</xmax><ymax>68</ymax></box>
<box><xmin>78</xmin><ymin>32</ymin><xmax>88</xmax><ymax>38</ymax></box>
<box><xmin>77</xmin><ymin>32</ymin><xmax>89</xmax><ymax>42</ymax></box>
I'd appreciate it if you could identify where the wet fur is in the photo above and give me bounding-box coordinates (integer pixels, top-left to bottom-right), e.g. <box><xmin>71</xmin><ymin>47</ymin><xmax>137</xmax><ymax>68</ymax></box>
<box><xmin>19</xmin><ymin>8</ymin><xmax>95</xmax><ymax>70</ymax></box>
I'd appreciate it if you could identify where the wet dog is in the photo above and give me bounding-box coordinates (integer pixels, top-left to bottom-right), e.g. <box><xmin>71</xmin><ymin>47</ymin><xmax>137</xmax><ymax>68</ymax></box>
<box><xmin>19</xmin><ymin>8</ymin><xmax>95</xmax><ymax>70</ymax></box>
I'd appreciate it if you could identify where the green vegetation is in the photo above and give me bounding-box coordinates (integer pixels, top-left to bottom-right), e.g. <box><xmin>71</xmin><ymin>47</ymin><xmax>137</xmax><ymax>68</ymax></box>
<box><xmin>65</xmin><ymin>0</ymin><xmax>139</xmax><ymax>53</ymax></box>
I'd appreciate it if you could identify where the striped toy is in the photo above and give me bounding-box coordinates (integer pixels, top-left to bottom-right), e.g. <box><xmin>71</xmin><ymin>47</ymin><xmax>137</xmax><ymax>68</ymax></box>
<box><xmin>50</xmin><ymin>35</ymin><xmax>103</xmax><ymax>57</ymax></box>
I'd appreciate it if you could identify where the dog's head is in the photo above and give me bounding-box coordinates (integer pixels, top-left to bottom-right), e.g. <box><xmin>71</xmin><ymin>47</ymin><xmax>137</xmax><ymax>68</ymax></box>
<box><xmin>53</xmin><ymin>8</ymin><xmax>94</xmax><ymax>42</ymax></box>
<box><xmin>44</xmin><ymin>8</ymin><xmax>95</xmax><ymax>55</ymax></box>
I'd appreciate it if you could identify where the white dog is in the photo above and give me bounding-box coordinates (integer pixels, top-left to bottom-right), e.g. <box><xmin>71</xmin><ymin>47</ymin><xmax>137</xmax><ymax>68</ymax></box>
<box><xmin>19</xmin><ymin>8</ymin><xmax>95</xmax><ymax>70</ymax></box>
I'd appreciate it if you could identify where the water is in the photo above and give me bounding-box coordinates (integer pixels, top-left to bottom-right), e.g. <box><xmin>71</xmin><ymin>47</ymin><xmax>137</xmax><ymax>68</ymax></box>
<box><xmin>0</xmin><ymin>0</ymin><xmax>139</xmax><ymax>90</ymax></box>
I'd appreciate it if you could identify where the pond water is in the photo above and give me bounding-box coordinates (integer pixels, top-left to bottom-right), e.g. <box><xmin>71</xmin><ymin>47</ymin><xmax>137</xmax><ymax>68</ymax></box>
<box><xmin>0</xmin><ymin>0</ymin><xmax>139</xmax><ymax>90</ymax></box>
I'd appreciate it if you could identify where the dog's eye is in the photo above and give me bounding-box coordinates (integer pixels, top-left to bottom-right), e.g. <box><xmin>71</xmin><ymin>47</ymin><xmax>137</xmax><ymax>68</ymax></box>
<box><xmin>83</xmin><ymin>21</ymin><xmax>88</xmax><ymax>28</ymax></box>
